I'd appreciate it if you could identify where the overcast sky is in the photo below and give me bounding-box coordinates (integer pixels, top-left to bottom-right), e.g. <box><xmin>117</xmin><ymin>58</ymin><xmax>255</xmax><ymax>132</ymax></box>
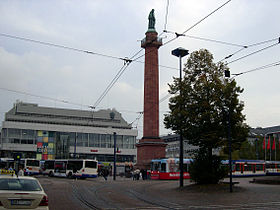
<box><xmin>0</xmin><ymin>0</ymin><xmax>280</xmax><ymax>138</ymax></box>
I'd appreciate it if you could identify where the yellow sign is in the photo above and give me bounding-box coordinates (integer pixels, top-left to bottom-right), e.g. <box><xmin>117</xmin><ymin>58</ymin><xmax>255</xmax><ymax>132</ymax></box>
<box><xmin>0</xmin><ymin>169</ymin><xmax>15</xmax><ymax>175</ymax></box>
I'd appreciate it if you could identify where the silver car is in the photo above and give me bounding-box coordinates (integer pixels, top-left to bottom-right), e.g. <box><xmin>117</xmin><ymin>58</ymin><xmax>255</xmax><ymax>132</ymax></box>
<box><xmin>0</xmin><ymin>175</ymin><xmax>48</xmax><ymax>209</ymax></box>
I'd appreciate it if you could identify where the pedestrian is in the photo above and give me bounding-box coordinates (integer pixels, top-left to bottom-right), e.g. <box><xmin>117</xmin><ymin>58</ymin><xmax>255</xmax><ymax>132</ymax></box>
<box><xmin>142</xmin><ymin>169</ymin><xmax>147</xmax><ymax>180</ymax></box>
<box><xmin>25</xmin><ymin>168</ymin><xmax>30</xmax><ymax>176</ymax></box>
<box><xmin>18</xmin><ymin>166</ymin><xmax>24</xmax><ymax>176</ymax></box>
<box><xmin>101</xmin><ymin>168</ymin><xmax>109</xmax><ymax>181</ymax></box>
<box><xmin>134</xmin><ymin>168</ymin><xmax>140</xmax><ymax>180</ymax></box>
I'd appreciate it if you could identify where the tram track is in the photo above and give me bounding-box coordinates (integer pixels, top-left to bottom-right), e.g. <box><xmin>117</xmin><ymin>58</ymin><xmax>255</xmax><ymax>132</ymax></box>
<box><xmin>72</xmin><ymin>182</ymin><xmax>102</xmax><ymax>210</ymax></box>
<box><xmin>127</xmin><ymin>189</ymin><xmax>182</xmax><ymax>210</ymax></box>
<box><xmin>71</xmin><ymin>179</ymin><xmax>180</xmax><ymax>209</ymax></box>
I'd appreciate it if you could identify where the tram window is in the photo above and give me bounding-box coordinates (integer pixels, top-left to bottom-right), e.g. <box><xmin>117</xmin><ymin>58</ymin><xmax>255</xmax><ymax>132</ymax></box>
<box><xmin>152</xmin><ymin>162</ymin><xmax>160</xmax><ymax>171</ymax></box>
<box><xmin>256</xmin><ymin>164</ymin><xmax>263</xmax><ymax>171</ymax></box>
<box><xmin>160</xmin><ymin>163</ymin><xmax>166</xmax><ymax>172</ymax></box>
<box><xmin>235</xmin><ymin>163</ymin><xmax>241</xmax><ymax>171</ymax></box>
<box><xmin>266</xmin><ymin>164</ymin><xmax>273</xmax><ymax>169</ymax></box>
<box><xmin>277</xmin><ymin>164</ymin><xmax>280</xmax><ymax>169</ymax></box>
<box><xmin>169</xmin><ymin>162</ymin><xmax>176</xmax><ymax>172</ymax></box>
<box><xmin>183</xmin><ymin>164</ymin><xmax>189</xmax><ymax>172</ymax></box>
<box><xmin>244</xmin><ymin>164</ymin><xmax>251</xmax><ymax>171</ymax></box>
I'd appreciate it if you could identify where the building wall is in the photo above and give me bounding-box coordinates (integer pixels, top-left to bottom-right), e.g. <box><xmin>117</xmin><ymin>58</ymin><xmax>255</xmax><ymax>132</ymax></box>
<box><xmin>0</xmin><ymin>102</ymin><xmax>137</xmax><ymax>162</ymax></box>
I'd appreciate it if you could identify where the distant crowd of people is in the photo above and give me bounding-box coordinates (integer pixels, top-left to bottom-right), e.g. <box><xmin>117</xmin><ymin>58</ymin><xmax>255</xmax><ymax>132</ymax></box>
<box><xmin>132</xmin><ymin>168</ymin><xmax>149</xmax><ymax>180</ymax></box>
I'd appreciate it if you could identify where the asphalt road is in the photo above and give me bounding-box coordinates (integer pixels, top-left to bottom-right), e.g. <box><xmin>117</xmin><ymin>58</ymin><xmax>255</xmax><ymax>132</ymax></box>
<box><xmin>37</xmin><ymin>175</ymin><xmax>280</xmax><ymax>210</ymax></box>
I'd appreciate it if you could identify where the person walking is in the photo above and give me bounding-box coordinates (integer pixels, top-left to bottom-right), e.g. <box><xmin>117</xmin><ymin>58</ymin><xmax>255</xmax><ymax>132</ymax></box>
<box><xmin>17</xmin><ymin>166</ymin><xmax>24</xmax><ymax>176</ymax></box>
<box><xmin>101</xmin><ymin>168</ymin><xmax>109</xmax><ymax>181</ymax></box>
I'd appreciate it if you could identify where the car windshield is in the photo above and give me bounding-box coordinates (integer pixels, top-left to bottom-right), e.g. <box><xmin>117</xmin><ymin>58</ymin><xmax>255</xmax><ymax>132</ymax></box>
<box><xmin>0</xmin><ymin>179</ymin><xmax>42</xmax><ymax>191</ymax></box>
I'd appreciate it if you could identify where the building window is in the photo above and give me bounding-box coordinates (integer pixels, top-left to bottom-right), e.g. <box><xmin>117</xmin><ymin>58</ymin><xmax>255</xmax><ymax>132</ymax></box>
<box><xmin>22</xmin><ymin>129</ymin><xmax>35</xmax><ymax>139</ymax></box>
<box><xmin>89</xmin><ymin>134</ymin><xmax>100</xmax><ymax>147</ymax></box>
<box><xmin>116</xmin><ymin>135</ymin><xmax>123</xmax><ymax>149</ymax></box>
<box><xmin>106</xmin><ymin>134</ymin><xmax>111</xmax><ymax>148</ymax></box>
<box><xmin>14</xmin><ymin>139</ymin><xmax>20</xmax><ymax>144</ymax></box>
<box><xmin>1</xmin><ymin>128</ymin><xmax>7</xmax><ymax>138</ymax></box>
<box><xmin>21</xmin><ymin>139</ymin><xmax>28</xmax><ymax>144</ymax></box>
<box><xmin>100</xmin><ymin>134</ymin><xmax>106</xmax><ymax>148</ymax></box>
<box><xmin>77</xmin><ymin>133</ymin><xmax>88</xmax><ymax>147</ymax></box>
<box><xmin>69</xmin><ymin>133</ymin><xmax>76</xmax><ymax>147</ymax></box>
<box><xmin>8</xmin><ymin>128</ymin><xmax>21</xmax><ymax>138</ymax></box>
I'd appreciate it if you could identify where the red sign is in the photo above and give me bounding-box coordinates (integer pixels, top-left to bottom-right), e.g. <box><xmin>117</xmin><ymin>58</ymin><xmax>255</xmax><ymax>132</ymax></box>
<box><xmin>90</xmin><ymin>149</ymin><xmax>98</xmax><ymax>152</ymax></box>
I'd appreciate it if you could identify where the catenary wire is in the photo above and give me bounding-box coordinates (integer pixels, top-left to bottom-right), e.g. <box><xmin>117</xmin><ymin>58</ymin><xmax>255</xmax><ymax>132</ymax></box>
<box><xmin>0</xmin><ymin>33</ymin><xmax>125</xmax><ymax>61</ymax></box>
<box><xmin>220</xmin><ymin>37</ymin><xmax>280</xmax><ymax>62</ymax></box>
<box><xmin>164</xmin><ymin>0</ymin><xmax>170</xmax><ymax>31</ymax></box>
<box><xmin>232</xmin><ymin>60</ymin><xmax>280</xmax><ymax>78</ymax></box>
<box><xmin>163</xmin><ymin>0</ymin><xmax>232</xmax><ymax>46</ymax></box>
<box><xmin>163</xmin><ymin>30</ymin><xmax>246</xmax><ymax>48</ymax></box>
<box><xmin>227</xmin><ymin>42</ymin><xmax>279</xmax><ymax>65</ymax></box>
<box><xmin>92</xmin><ymin>62</ymin><xmax>131</xmax><ymax>108</ymax></box>
<box><xmin>0</xmin><ymin>86</ymin><xmax>92</xmax><ymax>108</ymax></box>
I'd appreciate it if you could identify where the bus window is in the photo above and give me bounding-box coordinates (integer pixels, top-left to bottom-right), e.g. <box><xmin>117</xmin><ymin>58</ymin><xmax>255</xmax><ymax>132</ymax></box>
<box><xmin>26</xmin><ymin>160</ymin><xmax>40</xmax><ymax>167</ymax></box>
<box><xmin>85</xmin><ymin>161</ymin><xmax>97</xmax><ymax>168</ymax></box>
<box><xmin>67</xmin><ymin>161</ymin><xmax>83</xmax><ymax>171</ymax></box>
<box><xmin>44</xmin><ymin>160</ymin><xmax>55</xmax><ymax>170</ymax></box>
<box><xmin>55</xmin><ymin>161</ymin><xmax>67</xmax><ymax>173</ymax></box>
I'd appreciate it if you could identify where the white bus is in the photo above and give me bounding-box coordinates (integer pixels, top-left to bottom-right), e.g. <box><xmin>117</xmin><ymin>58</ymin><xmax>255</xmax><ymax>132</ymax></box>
<box><xmin>20</xmin><ymin>159</ymin><xmax>41</xmax><ymax>176</ymax></box>
<box><xmin>45</xmin><ymin>159</ymin><xmax>98</xmax><ymax>178</ymax></box>
<box><xmin>41</xmin><ymin>160</ymin><xmax>55</xmax><ymax>176</ymax></box>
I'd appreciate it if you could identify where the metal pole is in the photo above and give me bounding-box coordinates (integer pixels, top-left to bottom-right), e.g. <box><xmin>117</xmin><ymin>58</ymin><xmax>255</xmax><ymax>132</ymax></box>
<box><xmin>265</xmin><ymin>136</ymin><xmax>266</xmax><ymax>161</ymax></box>
<box><xmin>228</xmin><ymin>111</ymin><xmax>233</xmax><ymax>193</ymax></box>
<box><xmin>113</xmin><ymin>132</ymin><xmax>116</xmax><ymax>181</ymax></box>
<box><xmin>179</xmin><ymin>55</ymin><xmax>184</xmax><ymax>188</ymax></box>
<box><xmin>74</xmin><ymin>132</ymin><xmax>77</xmax><ymax>158</ymax></box>
<box><xmin>270</xmin><ymin>137</ymin><xmax>272</xmax><ymax>161</ymax></box>
<box><xmin>171</xmin><ymin>47</ymin><xmax>189</xmax><ymax>188</ymax></box>
<box><xmin>255</xmin><ymin>138</ymin><xmax>259</xmax><ymax>160</ymax></box>
<box><xmin>275</xmin><ymin>137</ymin><xmax>277</xmax><ymax>161</ymax></box>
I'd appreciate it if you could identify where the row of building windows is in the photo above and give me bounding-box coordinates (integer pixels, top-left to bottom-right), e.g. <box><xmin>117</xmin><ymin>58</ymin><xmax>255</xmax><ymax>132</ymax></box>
<box><xmin>6</xmin><ymin>119</ymin><xmax>130</xmax><ymax>130</ymax></box>
<box><xmin>13</xmin><ymin>112</ymin><xmax>121</xmax><ymax>123</ymax></box>
<box><xmin>1</xmin><ymin>128</ymin><xmax>136</xmax><ymax>149</ymax></box>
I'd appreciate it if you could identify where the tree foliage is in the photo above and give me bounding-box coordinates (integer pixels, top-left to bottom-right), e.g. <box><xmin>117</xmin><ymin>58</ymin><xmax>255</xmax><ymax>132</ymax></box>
<box><xmin>164</xmin><ymin>49</ymin><xmax>249</xmax><ymax>183</ymax></box>
<box><xmin>189</xmin><ymin>149</ymin><xmax>228</xmax><ymax>184</ymax></box>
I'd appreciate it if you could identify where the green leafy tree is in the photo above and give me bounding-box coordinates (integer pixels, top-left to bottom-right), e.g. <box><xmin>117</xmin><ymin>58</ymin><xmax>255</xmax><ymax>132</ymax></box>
<box><xmin>164</xmin><ymin>49</ymin><xmax>249</xmax><ymax>184</ymax></box>
<box><xmin>189</xmin><ymin>149</ymin><xmax>228</xmax><ymax>184</ymax></box>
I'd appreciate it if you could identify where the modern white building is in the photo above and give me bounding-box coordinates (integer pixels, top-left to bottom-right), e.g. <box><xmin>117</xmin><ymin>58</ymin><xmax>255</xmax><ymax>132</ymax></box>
<box><xmin>0</xmin><ymin>102</ymin><xmax>137</xmax><ymax>162</ymax></box>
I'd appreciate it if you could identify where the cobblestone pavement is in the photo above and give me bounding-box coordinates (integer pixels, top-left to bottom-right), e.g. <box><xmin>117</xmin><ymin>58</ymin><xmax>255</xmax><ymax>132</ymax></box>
<box><xmin>37</xmin><ymin>176</ymin><xmax>280</xmax><ymax>210</ymax></box>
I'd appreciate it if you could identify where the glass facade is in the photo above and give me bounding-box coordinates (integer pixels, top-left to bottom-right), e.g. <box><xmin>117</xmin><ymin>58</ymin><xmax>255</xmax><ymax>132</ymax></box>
<box><xmin>1</xmin><ymin>128</ymin><xmax>36</xmax><ymax>145</ymax></box>
<box><xmin>1</xmin><ymin>128</ymin><xmax>136</xmax><ymax>161</ymax></box>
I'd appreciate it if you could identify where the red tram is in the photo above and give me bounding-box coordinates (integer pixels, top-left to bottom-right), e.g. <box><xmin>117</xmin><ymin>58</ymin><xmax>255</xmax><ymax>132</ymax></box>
<box><xmin>150</xmin><ymin>158</ymin><xmax>191</xmax><ymax>180</ymax></box>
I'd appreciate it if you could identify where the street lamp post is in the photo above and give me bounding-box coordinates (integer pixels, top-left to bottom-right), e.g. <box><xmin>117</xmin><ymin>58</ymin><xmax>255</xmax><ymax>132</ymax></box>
<box><xmin>224</xmin><ymin>71</ymin><xmax>233</xmax><ymax>193</ymax></box>
<box><xmin>113</xmin><ymin>132</ymin><xmax>117</xmax><ymax>181</ymax></box>
<box><xmin>171</xmin><ymin>47</ymin><xmax>189</xmax><ymax>188</ymax></box>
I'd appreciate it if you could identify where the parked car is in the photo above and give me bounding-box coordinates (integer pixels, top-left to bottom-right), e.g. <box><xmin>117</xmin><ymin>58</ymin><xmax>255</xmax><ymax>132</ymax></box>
<box><xmin>0</xmin><ymin>175</ymin><xmax>48</xmax><ymax>209</ymax></box>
